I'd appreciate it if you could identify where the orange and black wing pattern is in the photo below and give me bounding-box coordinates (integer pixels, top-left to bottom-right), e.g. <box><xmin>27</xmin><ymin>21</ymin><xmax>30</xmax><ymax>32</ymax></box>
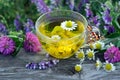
<box><xmin>87</xmin><ymin>25</ymin><xmax>101</xmax><ymax>43</ymax></box>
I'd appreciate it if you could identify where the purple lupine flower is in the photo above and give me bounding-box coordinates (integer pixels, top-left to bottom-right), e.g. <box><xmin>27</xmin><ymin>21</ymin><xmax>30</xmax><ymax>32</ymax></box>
<box><xmin>26</xmin><ymin>59</ymin><xmax>59</xmax><ymax>70</ymax></box>
<box><xmin>31</xmin><ymin>0</ymin><xmax>51</xmax><ymax>13</ymax></box>
<box><xmin>14</xmin><ymin>15</ymin><xmax>22</xmax><ymax>31</ymax></box>
<box><xmin>78</xmin><ymin>0</ymin><xmax>89</xmax><ymax>10</ymax></box>
<box><xmin>83</xmin><ymin>0</ymin><xmax>89</xmax><ymax>3</ymax></box>
<box><xmin>90</xmin><ymin>16</ymin><xmax>100</xmax><ymax>27</ymax></box>
<box><xmin>104</xmin><ymin>24</ymin><xmax>115</xmax><ymax>34</ymax></box>
<box><xmin>0</xmin><ymin>23</ymin><xmax>7</xmax><ymax>35</ymax></box>
<box><xmin>101</xmin><ymin>3</ymin><xmax>107</xmax><ymax>9</ymax></box>
<box><xmin>24</xmin><ymin>32</ymin><xmax>41</xmax><ymax>53</ymax></box>
<box><xmin>0</xmin><ymin>36</ymin><xmax>15</xmax><ymax>55</ymax></box>
<box><xmin>85</xmin><ymin>4</ymin><xmax>93</xmax><ymax>18</ymax></box>
<box><xmin>66</xmin><ymin>0</ymin><xmax>75</xmax><ymax>10</ymax></box>
<box><xmin>102</xmin><ymin>8</ymin><xmax>112</xmax><ymax>24</ymax></box>
<box><xmin>38</xmin><ymin>61</ymin><xmax>49</xmax><ymax>69</ymax></box>
<box><xmin>49</xmin><ymin>0</ymin><xmax>60</xmax><ymax>10</ymax></box>
<box><xmin>104</xmin><ymin>46</ymin><xmax>120</xmax><ymax>63</ymax></box>
<box><xmin>24</xmin><ymin>19</ymin><xmax>34</xmax><ymax>33</ymax></box>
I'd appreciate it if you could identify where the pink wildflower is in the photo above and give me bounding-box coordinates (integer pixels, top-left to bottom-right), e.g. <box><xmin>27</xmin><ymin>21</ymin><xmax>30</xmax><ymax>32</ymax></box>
<box><xmin>24</xmin><ymin>32</ymin><xmax>41</xmax><ymax>53</ymax></box>
<box><xmin>0</xmin><ymin>36</ymin><xmax>15</xmax><ymax>55</ymax></box>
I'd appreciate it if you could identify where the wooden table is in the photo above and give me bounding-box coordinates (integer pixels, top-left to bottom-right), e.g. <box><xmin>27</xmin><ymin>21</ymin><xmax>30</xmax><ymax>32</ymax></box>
<box><xmin>0</xmin><ymin>49</ymin><xmax>120</xmax><ymax>80</ymax></box>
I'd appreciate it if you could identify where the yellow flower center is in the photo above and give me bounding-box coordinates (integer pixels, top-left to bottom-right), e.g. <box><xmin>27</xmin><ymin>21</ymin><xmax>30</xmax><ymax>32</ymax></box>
<box><xmin>95</xmin><ymin>62</ymin><xmax>99</xmax><ymax>67</ymax></box>
<box><xmin>95</xmin><ymin>43</ymin><xmax>101</xmax><ymax>49</ymax></box>
<box><xmin>87</xmin><ymin>52</ymin><xmax>94</xmax><ymax>58</ymax></box>
<box><xmin>66</xmin><ymin>21</ymin><xmax>73</xmax><ymax>28</ymax></box>
<box><xmin>75</xmin><ymin>65</ymin><xmax>82</xmax><ymax>72</ymax></box>
<box><xmin>89</xmin><ymin>43</ymin><xmax>94</xmax><ymax>49</ymax></box>
<box><xmin>77</xmin><ymin>52</ymin><xmax>84</xmax><ymax>59</ymax></box>
<box><xmin>105</xmin><ymin>64</ymin><xmax>112</xmax><ymax>71</ymax></box>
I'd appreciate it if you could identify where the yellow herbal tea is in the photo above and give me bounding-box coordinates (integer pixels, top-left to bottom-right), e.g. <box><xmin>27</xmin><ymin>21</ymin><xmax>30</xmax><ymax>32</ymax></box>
<box><xmin>36</xmin><ymin>20</ymin><xmax>85</xmax><ymax>59</ymax></box>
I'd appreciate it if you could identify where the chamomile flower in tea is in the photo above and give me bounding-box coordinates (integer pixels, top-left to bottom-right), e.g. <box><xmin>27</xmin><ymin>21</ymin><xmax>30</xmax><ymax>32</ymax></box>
<box><xmin>61</xmin><ymin>20</ymin><xmax>77</xmax><ymax>31</ymax></box>
<box><xmin>51</xmin><ymin>35</ymin><xmax>61</xmax><ymax>41</ymax></box>
<box><xmin>37</xmin><ymin>19</ymin><xmax>86</xmax><ymax>59</ymax></box>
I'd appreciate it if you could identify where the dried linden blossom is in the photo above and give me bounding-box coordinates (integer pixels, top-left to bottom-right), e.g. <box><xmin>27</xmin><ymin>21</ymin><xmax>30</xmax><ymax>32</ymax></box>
<box><xmin>61</xmin><ymin>20</ymin><xmax>77</xmax><ymax>31</ymax></box>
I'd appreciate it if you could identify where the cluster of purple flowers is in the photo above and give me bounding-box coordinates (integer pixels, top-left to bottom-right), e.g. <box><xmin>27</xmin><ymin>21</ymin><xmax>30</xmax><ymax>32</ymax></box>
<box><xmin>84</xmin><ymin>3</ymin><xmax>115</xmax><ymax>34</ymax></box>
<box><xmin>85</xmin><ymin>3</ymin><xmax>100</xmax><ymax>28</ymax></box>
<box><xmin>0</xmin><ymin>32</ymin><xmax>41</xmax><ymax>55</ymax></box>
<box><xmin>24</xmin><ymin>19</ymin><xmax>35</xmax><ymax>33</ymax></box>
<box><xmin>14</xmin><ymin>15</ymin><xmax>34</xmax><ymax>33</ymax></box>
<box><xmin>31</xmin><ymin>0</ymin><xmax>51</xmax><ymax>13</ymax></box>
<box><xmin>104</xmin><ymin>46</ymin><xmax>120</xmax><ymax>63</ymax></box>
<box><xmin>0</xmin><ymin>23</ymin><xmax>7</xmax><ymax>35</ymax></box>
<box><xmin>14</xmin><ymin>15</ymin><xmax>22</xmax><ymax>31</ymax></box>
<box><xmin>102</xmin><ymin>7</ymin><xmax>115</xmax><ymax>34</ymax></box>
<box><xmin>26</xmin><ymin>59</ymin><xmax>59</xmax><ymax>70</ymax></box>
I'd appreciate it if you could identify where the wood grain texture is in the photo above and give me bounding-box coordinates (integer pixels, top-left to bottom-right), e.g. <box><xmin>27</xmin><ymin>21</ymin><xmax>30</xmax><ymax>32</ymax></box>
<box><xmin>0</xmin><ymin>49</ymin><xmax>120</xmax><ymax>80</ymax></box>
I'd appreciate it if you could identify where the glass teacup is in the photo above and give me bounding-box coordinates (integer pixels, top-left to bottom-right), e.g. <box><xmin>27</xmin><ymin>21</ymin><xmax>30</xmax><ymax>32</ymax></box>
<box><xmin>35</xmin><ymin>10</ymin><xmax>88</xmax><ymax>59</ymax></box>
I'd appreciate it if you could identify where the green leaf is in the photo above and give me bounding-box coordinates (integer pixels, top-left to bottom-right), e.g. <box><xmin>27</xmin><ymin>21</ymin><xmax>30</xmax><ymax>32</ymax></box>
<box><xmin>103</xmin><ymin>30</ymin><xmax>108</xmax><ymax>36</ymax></box>
<box><xmin>11</xmin><ymin>41</ymin><xmax>23</xmax><ymax>57</ymax></box>
<box><xmin>105</xmin><ymin>32</ymin><xmax>120</xmax><ymax>38</ymax></box>
<box><xmin>112</xmin><ymin>19</ymin><xmax>120</xmax><ymax>32</ymax></box>
<box><xmin>8</xmin><ymin>35</ymin><xmax>23</xmax><ymax>47</ymax></box>
<box><xmin>105</xmin><ymin>0</ymin><xmax>113</xmax><ymax>10</ymax></box>
<box><xmin>117</xmin><ymin>41</ymin><xmax>120</xmax><ymax>48</ymax></box>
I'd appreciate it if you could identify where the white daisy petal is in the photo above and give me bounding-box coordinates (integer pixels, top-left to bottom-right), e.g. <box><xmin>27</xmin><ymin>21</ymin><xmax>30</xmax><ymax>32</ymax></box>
<box><xmin>60</xmin><ymin>20</ymin><xmax>77</xmax><ymax>31</ymax></box>
<box><xmin>76</xmin><ymin>49</ymin><xmax>85</xmax><ymax>62</ymax></box>
<box><xmin>86</xmin><ymin>49</ymin><xmax>95</xmax><ymax>60</ymax></box>
<box><xmin>104</xmin><ymin>61</ymin><xmax>116</xmax><ymax>72</ymax></box>
<box><xmin>95</xmin><ymin>59</ymin><xmax>102</xmax><ymax>71</ymax></box>
<box><xmin>94</xmin><ymin>41</ymin><xmax>105</xmax><ymax>50</ymax></box>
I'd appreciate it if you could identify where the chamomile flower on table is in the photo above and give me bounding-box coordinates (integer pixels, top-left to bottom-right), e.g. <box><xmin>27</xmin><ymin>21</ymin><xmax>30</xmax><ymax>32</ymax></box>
<box><xmin>60</xmin><ymin>20</ymin><xmax>77</xmax><ymax>31</ymax></box>
<box><xmin>74</xmin><ymin>64</ymin><xmax>82</xmax><ymax>72</ymax></box>
<box><xmin>95</xmin><ymin>59</ymin><xmax>102</xmax><ymax>71</ymax></box>
<box><xmin>104</xmin><ymin>61</ymin><xmax>116</xmax><ymax>72</ymax></box>
<box><xmin>76</xmin><ymin>49</ymin><xmax>85</xmax><ymax>62</ymax></box>
<box><xmin>94</xmin><ymin>41</ymin><xmax>105</xmax><ymax>50</ymax></box>
<box><xmin>86</xmin><ymin>49</ymin><xmax>95</xmax><ymax>60</ymax></box>
<box><xmin>89</xmin><ymin>43</ymin><xmax>95</xmax><ymax>49</ymax></box>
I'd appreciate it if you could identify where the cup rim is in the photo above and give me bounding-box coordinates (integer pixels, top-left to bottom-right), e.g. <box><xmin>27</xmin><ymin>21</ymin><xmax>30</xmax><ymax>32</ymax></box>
<box><xmin>35</xmin><ymin>10</ymin><xmax>88</xmax><ymax>41</ymax></box>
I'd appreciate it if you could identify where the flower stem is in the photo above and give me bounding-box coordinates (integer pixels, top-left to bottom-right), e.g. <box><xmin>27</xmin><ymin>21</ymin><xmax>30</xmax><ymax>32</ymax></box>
<box><xmin>0</xmin><ymin>15</ymin><xmax>8</xmax><ymax>29</ymax></box>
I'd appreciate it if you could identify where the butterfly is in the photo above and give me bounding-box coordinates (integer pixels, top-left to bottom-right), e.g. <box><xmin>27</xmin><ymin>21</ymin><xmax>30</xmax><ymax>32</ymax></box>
<box><xmin>87</xmin><ymin>25</ymin><xmax>101</xmax><ymax>43</ymax></box>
